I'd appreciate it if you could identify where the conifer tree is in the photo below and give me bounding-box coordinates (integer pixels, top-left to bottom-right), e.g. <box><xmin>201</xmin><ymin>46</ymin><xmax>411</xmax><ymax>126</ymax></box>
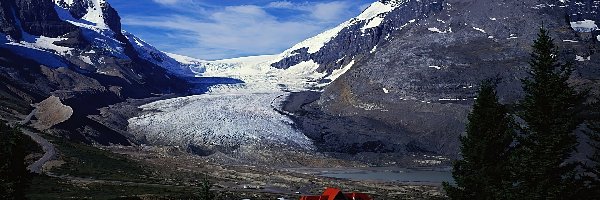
<box><xmin>584</xmin><ymin>102</ymin><xmax>600</xmax><ymax>197</ymax></box>
<box><xmin>198</xmin><ymin>177</ymin><xmax>216</xmax><ymax>200</ymax></box>
<box><xmin>0</xmin><ymin>121</ymin><xmax>29</xmax><ymax>200</ymax></box>
<box><xmin>443</xmin><ymin>79</ymin><xmax>515</xmax><ymax>200</ymax></box>
<box><xmin>511</xmin><ymin>27</ymin><xmax>584</xmax><ymax>199</ymax></box>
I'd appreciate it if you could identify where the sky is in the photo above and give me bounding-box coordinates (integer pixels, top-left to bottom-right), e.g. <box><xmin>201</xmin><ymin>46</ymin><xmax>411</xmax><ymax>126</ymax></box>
<box><xmin>110</xmin><ymin>0</ymin><xmax>375</xmax><ymax>60</ymax></box>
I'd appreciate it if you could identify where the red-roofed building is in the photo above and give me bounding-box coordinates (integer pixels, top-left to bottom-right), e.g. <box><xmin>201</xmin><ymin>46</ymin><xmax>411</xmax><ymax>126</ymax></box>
<box><xmin>299</xmin><ymin>188</ymin><xmax>373</xmax><ymax>200</ymax></box>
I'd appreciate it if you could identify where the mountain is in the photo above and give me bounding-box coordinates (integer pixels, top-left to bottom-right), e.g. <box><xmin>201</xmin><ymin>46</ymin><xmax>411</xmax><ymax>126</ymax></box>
<box><xmin>283</xmin><ymin>0</ymin><xmax>600</xmax><ymax>157</ymax></box>
<box><xmin>1</xmin><ymin>0</ymin><xmax>598</xmax><ymax>163</ymax></box>
<box><xmin>191</xmin><ymin>0</ymin><xmax>599</xmax><ymax>159</ymax></box>
<box><xmin>0</xmin><ymin>0</ymin><xmax>202</xmax><ymax>144</ymax></box>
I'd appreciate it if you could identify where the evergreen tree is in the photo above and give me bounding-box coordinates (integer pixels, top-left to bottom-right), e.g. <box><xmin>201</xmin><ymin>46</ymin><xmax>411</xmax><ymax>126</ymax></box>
<box><xmin>0</xmin><ymin>121</ymin><xmax>29</xmax><ymax>200</ymax></box>
<box><xmin>511</xmin><ymin>27</ymin><xmax>584</xmax><ymax>199</ymax></box>
<box><xmin>198</xmin><ymin>177</ymin><xmax>216</xmax><ymax>200</ymax></box>
<box><xmin>584</xmin><ymin>101</ymin><xmax>600</xmax><ymax>196</ymax></box>
<box><xmin>443</xmin><ymin>79</ymin><xmax>515</xmax><ymax>200</ymax></box>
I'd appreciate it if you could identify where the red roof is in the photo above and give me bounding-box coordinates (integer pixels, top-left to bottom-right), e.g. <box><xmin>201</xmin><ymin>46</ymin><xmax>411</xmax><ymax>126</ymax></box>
<box><xmin>299</xmin><ymin>187</ymin><xmax>373</xmax><ymax>200</ymax></box>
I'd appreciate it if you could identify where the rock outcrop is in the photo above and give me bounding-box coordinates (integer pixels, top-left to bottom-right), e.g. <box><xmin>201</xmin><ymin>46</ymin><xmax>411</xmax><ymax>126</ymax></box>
<box><xmin>32</xmin><ymin>95</ymin><xmax>73</xmax><ymax>130</ymax></box>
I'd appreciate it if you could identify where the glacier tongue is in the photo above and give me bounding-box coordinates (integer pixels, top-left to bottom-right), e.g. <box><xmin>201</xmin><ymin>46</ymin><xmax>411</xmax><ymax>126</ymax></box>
<box><xmin>128</xmin><ymin>92</ymin><xmax>315</xmax><ymax>152</ymax></box>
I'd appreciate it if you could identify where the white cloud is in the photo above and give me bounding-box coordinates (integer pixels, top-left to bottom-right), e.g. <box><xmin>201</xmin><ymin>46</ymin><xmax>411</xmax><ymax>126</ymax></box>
<box><xmin>266</xmin><ymin>1</ymin><xmax>295</xmax><ymax>9</ymax></box>
<box><xmin>123</xmin><ymin>0</ymin><xmax>368</xmax><ymax>60</ymax></box>
<box><xmin>310</xmin><ymin>2</ymin><xmax>351</xmax><ymax>22</ymax></box>
<box><xmin>266</xmin><ymin>1</ymin><xmax>353</xmax><ymax>23</ymax></box>
<box><xmin>123</xmin><ymin>5</ymin><xmax>325</xmax><ymax>60</ymax></box>
<box><xmin>153</xmin><ymin>0</ymin><xmax>179</xmax><ymax>5</ymax></box>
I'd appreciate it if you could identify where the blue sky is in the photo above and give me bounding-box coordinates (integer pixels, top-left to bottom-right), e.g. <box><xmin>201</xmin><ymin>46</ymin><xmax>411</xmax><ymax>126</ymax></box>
<box><xmin>110</xmin><ymin>0</ymin><xmax>374</xmax><ymax>60</ymax></box>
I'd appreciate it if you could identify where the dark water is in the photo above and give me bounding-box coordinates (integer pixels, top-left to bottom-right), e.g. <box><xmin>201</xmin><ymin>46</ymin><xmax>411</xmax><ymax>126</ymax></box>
<box><xmin>317</xmin><ymin>167</ymin><xmax>454</xmax><ymax>185</ymax></box>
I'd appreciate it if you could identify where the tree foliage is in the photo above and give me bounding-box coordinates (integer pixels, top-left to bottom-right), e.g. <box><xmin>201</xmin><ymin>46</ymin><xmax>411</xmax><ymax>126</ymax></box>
<box><xmin>198</xmin><ymin>177</ymin><xmax>216</xmax><ymax>200</ymax></box>
<box><xmin>445</xmin><ymin>27</ymin><xmax>588</xmax><ymax>200</ymax></box>
<box><xmin>510</xmin><ymin>27</ymin><xmax>584</xmax><ymax>199</ymax></box>
<box><xmin>584</xmin><ymin>101</ymin><xmax>600</xmax><ymax>197</ymax></box>
<box><xmin>0</xmin><ymin>121</ymin><xmax>29</xmax><ymax>200</ymax></box>
<box><xmin>443</xmin><ymin>79</ymin><xmax>515</xmax><ymax>200</ymax></box>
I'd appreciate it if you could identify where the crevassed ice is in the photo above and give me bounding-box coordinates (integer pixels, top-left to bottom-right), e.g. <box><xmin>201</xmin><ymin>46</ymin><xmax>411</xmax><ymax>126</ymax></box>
<box><xmin>128</xmin><ymin>92</ymin><xmax>315</xmax><ymax>151</ymax></box>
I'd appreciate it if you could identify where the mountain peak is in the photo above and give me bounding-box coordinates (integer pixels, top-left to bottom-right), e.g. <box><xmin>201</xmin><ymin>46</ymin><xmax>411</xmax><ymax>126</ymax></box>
<box><xmin>54</xmin><ymin>0</ymin><xmax>118</xmax><ymax>31</ymax></box>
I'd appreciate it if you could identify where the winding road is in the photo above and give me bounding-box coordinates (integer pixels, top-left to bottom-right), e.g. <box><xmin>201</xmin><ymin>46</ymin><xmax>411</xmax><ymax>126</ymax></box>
<box><xmin>20</xmin><ymin>108</ymin><xmax>57</xmax><ymax>174</ymax></box>
<box><xmin>22</xmin><ymin>129</ymin><xmax>57</xmax><ymax>174</ymax></box>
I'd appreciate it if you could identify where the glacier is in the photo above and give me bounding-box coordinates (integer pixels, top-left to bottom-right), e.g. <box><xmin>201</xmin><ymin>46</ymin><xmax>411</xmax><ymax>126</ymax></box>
<box><xmin>126</xmin><ymin>0</ymin><xmax>414</xmax><ymax>158</ymax></box>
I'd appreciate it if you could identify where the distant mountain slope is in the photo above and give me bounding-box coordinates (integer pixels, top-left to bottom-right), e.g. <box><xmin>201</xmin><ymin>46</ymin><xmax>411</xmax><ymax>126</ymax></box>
<box><xmin>0</xmin><ymin>0</ymin><xmax>201</xmax><ymax>144</ymax></box>
<box><xmin>312</xmin><ymin>0</ymin><xmax>600</xmax><ymax>155</ymax></box>
<box><xmin>237</xmin><ymin>0</ymin><xmax>600</xmax><ymax>158</ymax></box>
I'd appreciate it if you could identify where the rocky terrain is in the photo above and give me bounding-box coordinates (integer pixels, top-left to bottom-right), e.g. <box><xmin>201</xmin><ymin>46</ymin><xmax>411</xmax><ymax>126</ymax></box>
<box><xmin>31</xmin><ymin>96</ymin><xmax>73</xmax><ymax>130</ymax></box>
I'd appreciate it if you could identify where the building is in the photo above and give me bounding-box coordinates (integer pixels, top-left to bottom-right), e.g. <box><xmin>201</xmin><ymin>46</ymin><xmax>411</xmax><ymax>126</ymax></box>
<box><xmin>299</xmin><ymin>187</ymin><xmax>373</xmax><ymax>200</ymax></box>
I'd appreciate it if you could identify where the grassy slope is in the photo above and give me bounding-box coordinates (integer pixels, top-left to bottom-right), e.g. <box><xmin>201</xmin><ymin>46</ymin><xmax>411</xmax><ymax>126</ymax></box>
<box><xmin>25</xmin><ymin>137</ymin><xmax>205</xmax><ymax>200</ymax></box>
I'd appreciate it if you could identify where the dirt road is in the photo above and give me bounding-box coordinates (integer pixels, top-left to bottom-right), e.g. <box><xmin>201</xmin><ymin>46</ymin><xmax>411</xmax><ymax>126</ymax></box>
<box><xmin>22</xmin><ymin>129</ymin><xmax>57</xmax><ymax>174</ymax></box>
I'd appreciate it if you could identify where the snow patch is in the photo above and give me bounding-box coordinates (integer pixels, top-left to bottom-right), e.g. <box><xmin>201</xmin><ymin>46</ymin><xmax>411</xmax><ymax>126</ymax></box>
<box><xmin>356</xmin><ymin>1</ymin><xmax>394</xmax><ymax>20</ymax></box>
<box><xmin>362</xmin><ymin>17</ymin><xmax>385</xmax><ymax>32</ymax></box>
<box><xmin>326</xmin><ymin>60</ymin><xmax>354</xmax><ymax>82</ymax></box>
<box><xmin>383</xmin><ymin>88</ymin><xmax>389</xmax><ymax>94</ymax></box>
<box><xmin>370</xmin><ymin>45</ymin><xmax>378</xmax><ymax>53</ymax></box>
<box><xmin>576</xmin><ymin>55</ymin><xmax>591</xmax><ymax>62</ymax></box>
<box><xmin>473</xmin><ymin>27</ymin><xmax>486</xmax><ymax>33</ymax></box>
<box><xmin>570</xmin><ymin>20</ymin><xmax>598</xmax><ymax>32</ymax></box>
<box><xmin>428</xmin><ymin>27</ymin><xmax>450</xmax><ymax>33</ymax></box>
<box><xmin>80</xmin><ymin>55</ymin><xmax>93</xmax><ymax>65</ymax></box>
<box><xmin>429</xmin><ymin>65</ymin><xmax>441</xmax><ymax>70</ymax></box>
<box><xmin>2</xmin><ymin>31</ymin><xmax>73</xmax><ymax>68</ymax></box>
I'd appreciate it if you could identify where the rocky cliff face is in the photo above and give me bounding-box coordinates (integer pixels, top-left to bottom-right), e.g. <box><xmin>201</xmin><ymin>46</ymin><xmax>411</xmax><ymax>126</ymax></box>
<box><xmin>277</xmin><ymin>0</ymin><xmax>600</xmax><ymax>158</ymax></box>
<box><xmin>15</xmin><ymin>0</ymin><xmax>77</xmax><ymax>37</ymax></box>
<box><xmin>0</xmin><ymin>1</ymin><xmax>21</xmax><ymax>40</ymax></box>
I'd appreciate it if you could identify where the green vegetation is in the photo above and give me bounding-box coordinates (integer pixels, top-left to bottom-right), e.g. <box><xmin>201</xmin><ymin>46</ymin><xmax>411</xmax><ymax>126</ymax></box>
<box><xmin>0</xmin><ymin>121</ymin><xmax>30</xmax><ymax>200</ymax></box>
<box><xmin>50</xmin><ymin>138</ymin><xmax>154</xmax><ymax>182</ymax></box>
<box><xmin>24</xmin><ymin>136</ymin><xmax>219</xmax><ymax>200</ymax></box>
<box><xmin>443</xmin><ymin>79</ymin><xmax>515</xmax><ymax>200</ymax></box>
<box><xmin>511</xmin><ymin>27</ymin><xmax>584</xmax><ymax>199</ymax></box>
<box><xmin>445</xmin><ymin>27</ymin><xmax>589</xmax><ymax>199</ymax></box>
<box><xmin>27</xmin><ymin>175</ymin><xmax>207</xmax><ymax>200</ymax></box>
<box><xmin>198</xmin><ymin>178</ymin><xmax>216</xmax><ymax>200</ymax></box>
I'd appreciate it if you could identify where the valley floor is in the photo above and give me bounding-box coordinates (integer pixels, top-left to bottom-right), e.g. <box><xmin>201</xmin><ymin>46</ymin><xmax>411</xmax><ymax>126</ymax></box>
<box><xmin>21</xmin><ymin>132</ymin><xmax>445</xmax><ymax>199</ymax></box>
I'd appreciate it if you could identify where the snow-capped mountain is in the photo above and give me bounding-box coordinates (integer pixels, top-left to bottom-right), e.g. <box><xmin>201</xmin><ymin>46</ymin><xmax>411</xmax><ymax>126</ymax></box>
<box><xmin>1</xmin><ymin>0</ymin><xmax>599</xmax><ymax>160</ymax></box>
<box><xmin>176</xmin><ymin>0</ymin><xmax>437</xmax><ymax>92</ymax></box>
<box><xmin>191</xmin><ymin>0</ymin><xmax>599</xmax><ymax>157</ymax></box>
<box><xmin>0</xmin><ymin>0</ymin><xmax>195</xmax><ymax>144</ymax></box>
<box><xmin>304</xmin><ymin>0</ymin><xmax>600</xmax><ymax>156</ymax></box>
